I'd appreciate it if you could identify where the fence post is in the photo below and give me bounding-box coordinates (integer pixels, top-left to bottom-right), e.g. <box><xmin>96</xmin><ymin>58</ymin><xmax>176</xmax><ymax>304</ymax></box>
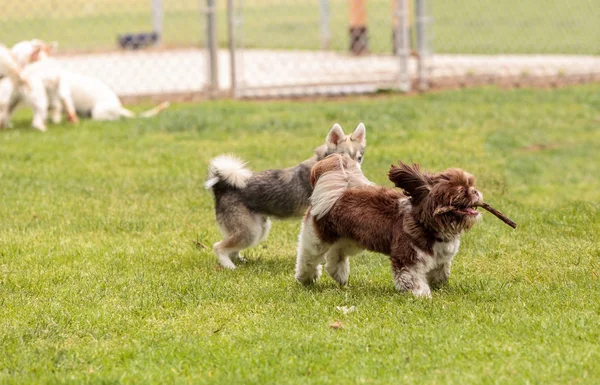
<box><xmin>415</xmin><ymin>0</ymin><xmax>429</xmax><ymax>91</ymax></box>
<box><xmin>349</xmin><ymin>0</ymin><xmax>368</xmax><ymax>55</ymax></box>
<box><xmin>151</xmin><ymin>0</ymin><xmax>163</xmax><ymax>44</ymax></box>
<box><xmin>319</xmin><ymin>0</ymin><xmax>331</xmax><ymax>50</ymax></box>
<box><xmin>227</xmin><ymin>0</ymin><xmax>238</xmax><ymax>98</ymax></box>
<box><xmin>394</xmin><ymin>0</ymin><xmax>411</xmax><ymax>92</ymax></box>
<box><xmin>206</xmin><ymin>0</ymin><xmax>219</xmax><ymax>97</ymax></box>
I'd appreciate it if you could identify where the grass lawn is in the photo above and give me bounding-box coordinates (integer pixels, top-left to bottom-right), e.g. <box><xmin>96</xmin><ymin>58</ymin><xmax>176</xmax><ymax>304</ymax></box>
<box><xmin>1</xmin><ymin>85</ymin><xmax>599</xmax><ymax>384</ymax></box>
<box><xmin>0</xmin><ymin>0</ymin><xmax>598</xmax><ymax>54</ymax></box>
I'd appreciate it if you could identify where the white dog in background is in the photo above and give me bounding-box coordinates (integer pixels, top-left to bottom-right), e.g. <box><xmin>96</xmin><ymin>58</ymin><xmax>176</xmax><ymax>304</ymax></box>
<box><xmin>61</xmin><ymin>71</ymin><xmax>169</xmax><ymax>120</ymax></box>
<box><xmin>11</xmin><ymin>39</ymin><xmax>55</xmax><ymax>68</ymax></box>
<box><xmin>0</xmin><ymin>40</ymin><xmax>75</xmax><ymax>131</ymax></box>
<box><xmin>15</xmin><ymin>39</ymin><xmax>169</xmax><ymax>121</ymax></box>
<box><xmin>1</xmin><ymin>39</ymin><xmax>169</xmax><ymax>131</ymax></box>
<box><xmin>0</xmin><ymin>43</ymin><xmax>52</xmax><ymax>131</ymax></box>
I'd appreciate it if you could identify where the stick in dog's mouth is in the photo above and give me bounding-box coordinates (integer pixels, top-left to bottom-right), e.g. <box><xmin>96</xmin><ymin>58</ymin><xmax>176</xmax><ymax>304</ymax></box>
<box><xmin>434</xmin><ymin>202</ymin><xmax>517</xmax><ymax>229</ymax></box>
<box><xmin>475</xmin><ymin>202</ymin><xmax>517</xmax><ymax>229</ymax></box>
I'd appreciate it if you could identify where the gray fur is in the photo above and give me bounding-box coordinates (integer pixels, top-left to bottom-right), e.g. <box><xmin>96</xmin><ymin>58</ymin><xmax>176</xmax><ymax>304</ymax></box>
<box><xmin>206</xmin><ymin>123</ymin><xmax>367</xmax><ymax>269</ymax></box>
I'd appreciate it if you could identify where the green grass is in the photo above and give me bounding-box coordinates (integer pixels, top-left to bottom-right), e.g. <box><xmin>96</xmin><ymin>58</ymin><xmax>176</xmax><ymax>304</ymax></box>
<box><xmin>1</xmin><ymin>85</ymin><xmax>600</xmax><ymax>384</ymax></box>
<box><xmin>0</xmin><ymin>0</ymin><xmax>598</xmax><ymax>54</ymax></box>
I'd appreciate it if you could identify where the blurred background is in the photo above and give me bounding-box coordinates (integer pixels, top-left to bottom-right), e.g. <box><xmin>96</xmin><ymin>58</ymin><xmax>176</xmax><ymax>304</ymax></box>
<box><xmin>2</xmin><ymin>0</ymin><xmax>599</xmax><ymax>100</ymax></box>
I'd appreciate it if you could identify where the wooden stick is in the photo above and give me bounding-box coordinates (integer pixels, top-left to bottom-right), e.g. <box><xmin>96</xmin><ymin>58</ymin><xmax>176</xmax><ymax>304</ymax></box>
<box><xmin>477</xmin><ymin>202</ymin><xmax>517</xmax><ymax>229</ymax></box>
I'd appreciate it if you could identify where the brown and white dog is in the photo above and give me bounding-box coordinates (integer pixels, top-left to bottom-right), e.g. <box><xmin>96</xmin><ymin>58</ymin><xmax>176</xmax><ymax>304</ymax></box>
<box><xmin>295</xmin><ymin>155</ymin><xmax>482</xmax><ymax>297</ymax></box>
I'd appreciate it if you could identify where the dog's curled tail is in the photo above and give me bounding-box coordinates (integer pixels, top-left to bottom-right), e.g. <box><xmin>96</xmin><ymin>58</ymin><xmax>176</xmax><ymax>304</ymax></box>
<box><xmin>205</xmin><ymin>154</ymin><xmax>253</xmax><ymax>190</ymax></box>
<box><xmin>310</xmin><ymin>154</ymin><xmax>373</xmax><ymax>220</ymax></box>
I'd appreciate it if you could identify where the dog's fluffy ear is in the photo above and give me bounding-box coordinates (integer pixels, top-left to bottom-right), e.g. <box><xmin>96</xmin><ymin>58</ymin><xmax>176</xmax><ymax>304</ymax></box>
<box><xmin>350</xmin><ymin>122</ymin><xmax>366</xmax><ymax>147</ymax></box>
<box><xmin>326</xmin><ymin>123</ymin><xmax>346</xmax><ymax>149</ymax></box>
<box><xmin>45</xmin><ymin>41</ymin><xmax>58</xmax><ymax>54</ymax></box>
<box><xmin>310</xmin><ymin>154</ymin><xmax>347</xmax><ymax>187</ymax></box>
<box><xmin>29</xmin><ymin>46</ymin><xmax>43</xmax><ymax>63</ymax></box>
<box><xmin>388</xmin><ymin>161</ymin><xmax>432</xmax><ymax>204</ymax></box>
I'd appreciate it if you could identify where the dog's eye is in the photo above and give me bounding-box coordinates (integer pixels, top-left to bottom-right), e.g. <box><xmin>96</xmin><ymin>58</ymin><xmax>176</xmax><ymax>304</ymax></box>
<box><xmin>357</xmin><ymin>155</ymin><xmax>363</xmax><ymax>163</ymax></box>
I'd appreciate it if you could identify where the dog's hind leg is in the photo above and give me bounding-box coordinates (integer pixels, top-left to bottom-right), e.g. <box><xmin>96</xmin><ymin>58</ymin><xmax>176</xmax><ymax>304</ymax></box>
<box><xmin>91</xmin><ymin>102</ymin><xmax>123</xmax><ymax>121</ymax></box>
<box><xmin>214</xmin><ymin>207</ymin><xmax>263</xmax><ymax>269</ymax></box>
<box><xmin>214</xmin><ymin>233</ymin><xmax>255</xmax><ymax>270</ymax></box>
<box><xmin>226</xmin><ymin>216</ymin><xmax>270</xmax><ymax>264</ymax></box>
<box><xmin>0</xmin><ymin>78</ymin><xmax>16</xmax><ymax>128</ymax></box>
<box><xmin>258</xmin><ymin>217</ymin><xmax>272</xmax><ymax>244</ymax></box>
<box><xmin>325</xmin><ymin>243</ymin><xmax>355</xmax><ymax>287</ymax></box>
<box><xmin>295</xmin><ymin>218</ymin><xmax>329</xmax><ymax>284</ymax></box>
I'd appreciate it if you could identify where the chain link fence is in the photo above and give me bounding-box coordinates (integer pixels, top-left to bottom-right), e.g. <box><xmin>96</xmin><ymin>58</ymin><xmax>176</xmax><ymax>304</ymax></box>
<box><xmin>426</xmin><ymin>0</ymin><xmax>600</xmax><ymax>89</ymax></box>
<box><xmin>1</xmin><ymin>0</ymin><xmax>599</xmax><ymax>101</ymax></box>
<box><xmin>1</xmin><ymin>0</ymin><xmax>210</xmax><ymax>100</ymax></box>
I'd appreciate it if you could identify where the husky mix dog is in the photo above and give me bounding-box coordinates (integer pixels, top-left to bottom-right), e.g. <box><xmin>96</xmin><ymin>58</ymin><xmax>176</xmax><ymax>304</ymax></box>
<box><xmin>205</xmin><ymin>123</ymin><xmax>367</xmax><ymax>269</ymax></box>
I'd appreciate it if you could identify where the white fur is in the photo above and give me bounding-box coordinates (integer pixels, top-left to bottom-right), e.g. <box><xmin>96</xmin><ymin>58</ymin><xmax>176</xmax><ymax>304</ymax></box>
<box><xmin>205</xmin><ymin>155</ymin><xmax>253</xmax><ymax>190</ymax></box>
<box><xmin>310</xmin><ymin>162</ymin><xmax>374</xmax><ymax>220</ymax></box>
<box><xmin>10</xmin><ymin>39</ymin><xmax>167</xmax><ymax>125</ymax></box>
<box><xmin>295</xmin><ymin>219</ymin><xmax>328</xmax><ymax>283</ymax></box>
<box><xmin>392</xmin><ymin>237</ymin><xmax>461</xmax><ymax>298</ymax></box>
<box><xmin>296</xmin><ymin>157</ymin><xmax>372</xmax><ymax>285</ymax></box>
<box><xmin>324</xmin><ymin>239</ymin><xmax>362</xmax><ymax>286</ymax></box>
<box><xmin>326</xmin><ymin>123</ymin><xmax>345</xmax><ymax>148</ymax></box>
<box><xmin>11</xmin><ymin>39</ymin><xmax>54</xmax><ymax>68</ymax></box>
<box><xmin>214</xmin><ymin>215</ymin><xmax>270</xmax><ymax>269</ymax></box>
<box><xmin>0</xmin><ymin>71</ymin><xmax>50</xmax><ymax>131</ymax></box>
<box><xmin>0</xmin><ymin>45</ymin><xmax>23</xmax><ymax>84</ymax></box>
<box><xmin>59</xmin><ymin>71</ymin><xmax>168</xmax><ymax>120</ymax></box>
<box><xmin>296</xmin><ymin>219</ymin><xmax>362</xmax><ymax>286</ymax></box>
<box><xmin>1</xmin><ymin>40</ymin><xmax>77</xmax><ymax>130</ymax></box>
<box><xmin>0</xmin><ymin>58</ymin><xmax>76</xmax><ymax>131</ymax></box>
<box><xmin>350</xmin><ymin>122</ymin><xmax>366</xmax><ymax>147</ymax></box>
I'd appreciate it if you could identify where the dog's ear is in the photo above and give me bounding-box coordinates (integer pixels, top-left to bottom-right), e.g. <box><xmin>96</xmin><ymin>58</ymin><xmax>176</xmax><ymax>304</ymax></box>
<box><xmin>45</xmin><ymin>41</ymin><xmax>58</xmax><ymax>54</ymax></box>
<box><xmin>29</xmin><ymin>46</ymin><xmax>43</xmax><ymax>63</ymax></box>
<box><xmin>326</xmin><ymin>123</ymin><xmax>346</xmax><ymax>149</ymax></box>
<box><xmin>388</xmin><ymin>161</ymin><xmax>432</xmax><ymax>203</ymax></box>
<box><xmin>350</xmin><ymin>122</ymin><xmax>366</xmax><ymax>147</ymax></box>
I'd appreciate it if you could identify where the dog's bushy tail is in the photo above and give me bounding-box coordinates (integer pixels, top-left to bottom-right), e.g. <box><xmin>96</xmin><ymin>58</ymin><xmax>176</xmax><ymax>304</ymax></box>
<box><xmin>205</xmin><ymin>155</ymin><xmax>253</xmax><ymax>191</ymax></box>
<box><xmin>310</xmin><ymin>154</ymin><xmax>373</xmax><ymax>220</ymax></box>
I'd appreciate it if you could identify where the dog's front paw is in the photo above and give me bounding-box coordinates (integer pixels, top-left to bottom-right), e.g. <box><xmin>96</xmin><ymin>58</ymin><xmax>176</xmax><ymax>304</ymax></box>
<box><xmin>427</xmin><ymin>264</ymin><xmax>451</xmax><ymax>287</ymax></box>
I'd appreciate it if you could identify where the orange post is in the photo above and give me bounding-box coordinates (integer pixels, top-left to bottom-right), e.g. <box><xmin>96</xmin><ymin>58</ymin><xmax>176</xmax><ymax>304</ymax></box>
<box><xmin>349</xmin><ymin>0</ymin><xmax>368</xmax><ymax>55</ymax></box>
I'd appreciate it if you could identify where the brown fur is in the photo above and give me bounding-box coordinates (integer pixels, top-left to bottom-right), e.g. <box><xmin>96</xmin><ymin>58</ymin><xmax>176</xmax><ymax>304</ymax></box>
<box><xmin>296</xmin><ymin>160</ymin><xmax>483</xmax><ymax>297</ymax></box>
<box><xmin>309</xmin><ymin>152</ymin><xmax>353</xmax><ymax>187</ymax></box>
